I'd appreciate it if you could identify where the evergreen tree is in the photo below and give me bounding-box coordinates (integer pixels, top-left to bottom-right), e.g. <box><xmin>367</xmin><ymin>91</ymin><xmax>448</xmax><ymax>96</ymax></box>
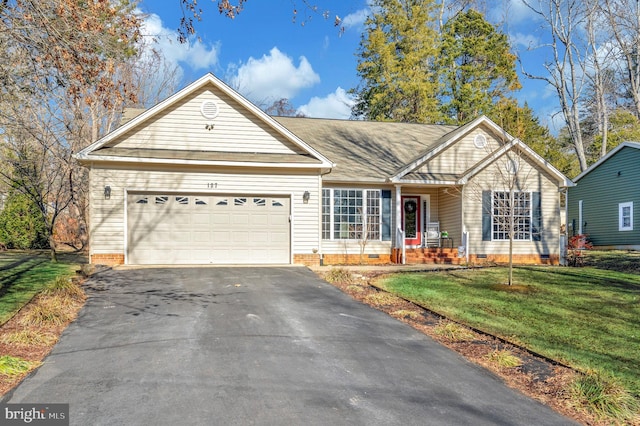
<box><xmin>351</xmin><ymin>0</ymin><xmax>442</xmax><ymax>123</ymax></box>
<box><xmin>439</xmin><ymin>9</ymin><xmax>520</xmax><ymax>124</ymax></box>
<box><xmin>0</xmin><ymin>192</ymin><xmax>48</xmax><ymax>250</ymax></box>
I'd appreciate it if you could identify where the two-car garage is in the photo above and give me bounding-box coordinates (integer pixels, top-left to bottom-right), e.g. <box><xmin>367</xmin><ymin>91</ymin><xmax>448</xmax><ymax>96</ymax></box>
<box><xmin>126</xmin><ymin>193</ymin><xmax>291</xmax><ymax>265</ymax></box>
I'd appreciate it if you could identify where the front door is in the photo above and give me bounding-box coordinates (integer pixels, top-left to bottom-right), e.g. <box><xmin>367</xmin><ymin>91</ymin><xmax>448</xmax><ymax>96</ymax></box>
<box><xmin>402</xmin><ymin>196</ymin><xmax>421</xmax><ymax>246</ymax></box>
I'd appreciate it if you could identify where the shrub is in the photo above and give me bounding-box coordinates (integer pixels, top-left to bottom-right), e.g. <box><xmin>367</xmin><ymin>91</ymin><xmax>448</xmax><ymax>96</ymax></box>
<box><xmin>0</xmin><ymin>192</ymin><xmax>48</xmax><ymax>249</ymax></box>
<box><xmin>433</xmin><ymin>321</ymin><xmax>476</xmax><ymax>342</ymax></box>
<box><xmin>566</xmin><ymin>234</ymin><xmax>593</xmax><ymax>267</ymax></box>
<box><xmin>486</xmin><ymin>349</ymin><xmax>522</xmax><ymax>368</ymax></box>
<box><xmin>324</xmin><ymin>268</ymin><xmax>354</xmax><ymax>284</ymax></box>
<box><xmin>570</xmin><ymin>372</ymin><xmax>639</xmax><ymax>422</ymax></box>
<box><xmin>0</xmin><ymin>356</ymin><xmax>40</xmax><ymax>377</ymax></box>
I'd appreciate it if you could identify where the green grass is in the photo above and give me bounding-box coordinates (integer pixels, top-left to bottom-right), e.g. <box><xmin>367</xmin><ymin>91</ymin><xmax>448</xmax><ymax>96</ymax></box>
<box><xmin>376</xmin><ymin>265</ymin><xmax>640</xmax><ymax>399</ymax></box>
<box><xmin>0</xmin><ymin>252</ymin><xmax>76</xmax><ymax>325</ymax></box>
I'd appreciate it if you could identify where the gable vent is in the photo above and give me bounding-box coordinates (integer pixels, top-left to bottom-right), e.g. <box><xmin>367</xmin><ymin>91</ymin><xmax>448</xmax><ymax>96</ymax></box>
<box><xmin>474</xmin><ymin>134</ymin><xmax>487</xmax><ymax>149</ymax></box>
<box><xmin>200</xmin><ymin>101</ymin><xmax>219</xmax><ymax>119</ymax></box>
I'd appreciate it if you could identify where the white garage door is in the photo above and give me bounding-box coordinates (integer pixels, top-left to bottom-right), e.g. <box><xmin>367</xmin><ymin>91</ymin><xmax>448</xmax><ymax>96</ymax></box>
<box><xmin>127</xmin><ymin>193</ymin><xmax>290</xmax><ymax>264</ymax></box>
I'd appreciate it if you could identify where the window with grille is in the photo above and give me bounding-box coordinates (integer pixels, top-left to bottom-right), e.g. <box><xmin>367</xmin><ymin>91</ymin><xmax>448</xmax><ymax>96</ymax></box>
<box><xmin>492</xmin><ymin>191</ymin><xmax>531</xmax><ymax>240</ymax></box>
<box><xmin>321</xmin><ymin>189</ymin><xmax>381</xmax><ymax>240</ymax></box>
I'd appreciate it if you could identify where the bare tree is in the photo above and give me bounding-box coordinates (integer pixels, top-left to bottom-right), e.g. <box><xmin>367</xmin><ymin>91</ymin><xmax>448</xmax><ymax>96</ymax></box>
<box><xmin>521</xmin><ymin>0</ymin><xmax>590</xmax><ymax>171</ymax></box>
<box><xmin>0</xmin><ymin>0</ymin><xmax>142</xmax><ymax>260</ymax></box>
<box><xmin>602</xmin><ymin>0</ymin><xmax>640</xmax><ymax>119</ymax></box>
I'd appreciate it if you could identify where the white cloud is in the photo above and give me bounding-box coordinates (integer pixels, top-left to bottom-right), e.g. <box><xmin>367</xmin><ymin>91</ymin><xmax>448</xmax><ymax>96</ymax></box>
<box><xmin>141</xmin><ymin>13</ymin><xmax>220</xmax><ymax>71</ymax></box>
<box><xmin>228</xmin><ymin>47</ymin><xmax>320</xmax><ymax>104</ymax></box>
<box><xmin>495</xmin><ymin>0</ymin><xmax>538</xmax><ymax>23</ymax></box>
<box><xmin>298</xmin><ymin>87</ymin><xmax>355</xmax><ymax>119</ymax></box>
<box><xmin>342</xmin><ymin>7</ymin><xmax>370</xmax><ymax>29</ymax></box>
<box><xmin>509</xmin><ymin>32</ymin><xmax>541</xmax><ymax>50</ymax></box>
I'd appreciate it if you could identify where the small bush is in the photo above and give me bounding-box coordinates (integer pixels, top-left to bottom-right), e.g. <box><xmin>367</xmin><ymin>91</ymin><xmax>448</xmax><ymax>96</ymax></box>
<box><xmin>18</xmin><ymin>297</ymin><xmax>74</xmax><ymax>327</ymax></box>
<box><xmin>0</xmin><ymin>356</ymin><xmax>41</xmax><ymax>377</ymax></box>
<box><xmin>0</xmin><ymin>329</ymin><xmax>57</xmax><ymax>346</ymax></box>
<box><xmin>363</xmin><ymin>291</ymin><xmax>401</xmax><ymax>306</ymax></box>
<box><xmin>324</xmin><ymin>268</ymin><xmax>354</xmax><ymax>284</ymax></box>
<box><xmin>43</xmin><ymin>276</ymin><xmax>84</xmax><ymax>300</ymax></box>
<box><xmin>570</xmin><ymin>372</ymin><xmax>640</xmax><ymax>422</ymax></box>
<box><xmin>485</xmin><ymin>349</ymin><xmax>522</xmax><ymax>368</ymax></box>
<box><xmin>392</xmin><ymin>309</ymin><xmax>421</xmax><ymax>320</ymax></box>
<box><xmin>433</xmin><ymin>321</ymin><xmax>475</xmax><ymax>342</ymax></box>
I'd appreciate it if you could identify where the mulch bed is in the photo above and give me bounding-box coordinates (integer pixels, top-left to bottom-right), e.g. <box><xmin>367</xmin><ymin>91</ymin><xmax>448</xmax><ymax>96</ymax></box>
<box><xmin>320</xmin><ymin>268</ymin><xmax>610</xmax><ymax>426</ymax></box>
<box><xmin>0</xmin><ymin>279</ymin><xmax>86</xmax><ymax>397</ymax></box>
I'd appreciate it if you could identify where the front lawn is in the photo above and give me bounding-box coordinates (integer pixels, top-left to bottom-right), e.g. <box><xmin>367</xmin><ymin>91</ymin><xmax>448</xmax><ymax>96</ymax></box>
<box><xmin>376</xmin><ymin>265</ymin><xmax>640</xmax><ymax>398</ymax></box>
<box><xmin>0</xmin><ymin>252</ymin><xmax>76</xmax><ymax>324</ymax></box>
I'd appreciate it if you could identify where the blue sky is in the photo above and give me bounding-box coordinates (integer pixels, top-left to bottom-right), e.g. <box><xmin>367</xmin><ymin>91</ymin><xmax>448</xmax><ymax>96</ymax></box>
<box><xmin>136</xmin><ymin>0</ymin><xmax>560</xmax><ymax>129</ymax></box>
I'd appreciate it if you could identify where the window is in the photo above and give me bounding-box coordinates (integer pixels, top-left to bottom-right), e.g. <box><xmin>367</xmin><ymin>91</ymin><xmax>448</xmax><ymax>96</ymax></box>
<box><xmin>322</xmin><ymin>189</ymin><xmax>381</xmax><ymax>240</ymax></box>
<box><xmin>492</xmin><ymin>191</ymin><xmax>531</xmax><ymax>241</ymax></box>
<box><xmin>619</xmin><ymin>202</ymin><xmax>633</xmax><ymax>231</ymax></box>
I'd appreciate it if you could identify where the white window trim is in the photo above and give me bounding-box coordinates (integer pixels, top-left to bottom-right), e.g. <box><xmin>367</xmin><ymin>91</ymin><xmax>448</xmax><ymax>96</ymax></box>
<box><xmin>322</xmin><ymin>189</ymin><xmax>382</xmax><ymax>241</ymax></box>
<box><xmin>491</xmin><ymin>190</ymin><xmax>532</xmax><ymax>241</ymax></box>
<box><xmin>619</xmin><ymin>201</ymin><xmax>633</xmax><ymax>231</ymax></box>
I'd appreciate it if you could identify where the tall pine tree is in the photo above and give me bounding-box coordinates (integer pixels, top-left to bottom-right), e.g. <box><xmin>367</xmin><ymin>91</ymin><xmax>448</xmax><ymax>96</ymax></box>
<box><xmin>351</xmin><ymin>0</ymin><xmax>442</xmax><ymax>123</ymax></box>
<box><xmin>439</xmin><ymin>9</ymin><xmax>521</xmax><ymax>124</ymax></box>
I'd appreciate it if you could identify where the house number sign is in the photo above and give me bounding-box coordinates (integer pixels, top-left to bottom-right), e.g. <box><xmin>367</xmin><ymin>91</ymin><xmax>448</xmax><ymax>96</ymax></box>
<box><xmin>207</xmin><ymin>183</ymin><xmax>218</xmax><ymax>189</ymax></box>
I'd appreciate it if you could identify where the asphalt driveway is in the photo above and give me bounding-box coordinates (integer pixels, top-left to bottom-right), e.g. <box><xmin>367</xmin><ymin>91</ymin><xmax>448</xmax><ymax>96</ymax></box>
<box><xmin>3</xmin><ymin>267</ymin><xmax>576</xmax><ymax>425</ymax></box>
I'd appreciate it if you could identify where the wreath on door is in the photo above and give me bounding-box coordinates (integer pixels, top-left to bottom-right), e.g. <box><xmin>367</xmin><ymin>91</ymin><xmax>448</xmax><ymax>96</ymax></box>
<box><xmin>404</xmin><ymin>200</ymin><xmax>417</xmax><ymax>214</ymax></box>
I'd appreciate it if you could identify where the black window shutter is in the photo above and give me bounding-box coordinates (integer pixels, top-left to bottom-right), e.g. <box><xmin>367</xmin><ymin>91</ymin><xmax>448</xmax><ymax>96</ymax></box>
<box><xmin>482</xmin><ymin>190</ymin><xmax>491</xmax><ymax>241</ymax></box>
<box><xmin>381</xmin><ymin>190</ymin><xmax>392</xmax><ymax>241</ymax></box>
<box><xmin>532</xmin><ymin>191</ymin><xmax>542</xmax><ymax>241</ymax></box>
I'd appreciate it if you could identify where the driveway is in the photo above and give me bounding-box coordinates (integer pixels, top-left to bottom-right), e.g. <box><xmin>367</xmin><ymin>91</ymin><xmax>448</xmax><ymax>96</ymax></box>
<box><xmin>3</xmin><ymin>267</ymin><xmax>575</xmax><ymax>425</ymax></box>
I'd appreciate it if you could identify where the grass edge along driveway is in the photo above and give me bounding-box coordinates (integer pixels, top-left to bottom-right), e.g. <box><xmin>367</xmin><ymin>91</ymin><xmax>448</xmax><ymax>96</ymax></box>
<box><xmin>0</xmin><ymin>252</ymin><xmax>76</xmax><ymax>325</ymax></box>
<box><xmin>375</xmin><ymin>265</ymin><xmax>640</xmax><ymax>401</ymax></box>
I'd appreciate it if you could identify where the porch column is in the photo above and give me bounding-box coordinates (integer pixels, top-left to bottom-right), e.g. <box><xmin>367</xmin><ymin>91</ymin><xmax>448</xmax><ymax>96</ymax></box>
<box><xmin>395</xmin><ymin>184</ymin><xmax>405</xmax><ymax>264</ymax></box>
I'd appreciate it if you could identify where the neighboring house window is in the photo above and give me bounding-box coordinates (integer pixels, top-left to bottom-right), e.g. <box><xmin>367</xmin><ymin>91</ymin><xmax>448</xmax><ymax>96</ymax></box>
<box><xmin>619</xmin><ymin>202</ymin><xmax>633</xmax><ymax>231</ymax></box>
<box><xmin>482</xmin><ymin>191</ymin><xmax>541</xmax><ymax>241</ymax></box>
<box><xmin>322</xmin><ymin>189</ymin><xmax>382</xmax><ymax>240</ymax></box>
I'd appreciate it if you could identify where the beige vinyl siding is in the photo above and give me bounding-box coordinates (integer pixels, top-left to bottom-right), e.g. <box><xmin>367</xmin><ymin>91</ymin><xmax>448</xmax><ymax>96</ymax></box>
<box><xmin>438</xmin><ymin>188</ymin><xmax>462</xmax><ymax>246</ymax></box>
<box><xmin>464</xmin><ymin>160</ymin><xmax>561</xmax><ymax>255</ymax></box>
<box><xmin>89</xmin><ymin>164</ymin><xmax>321</xmax><ymax>260</ymax></box>
<box><xmin>413</xmin><ymin>129</ymin><xmax>499</xmax><ymax>177</ymax></box>
<box><xmin>113</xmin><ymin>89</ymin><xmax>304</xmax><ymax>155</ymax></box>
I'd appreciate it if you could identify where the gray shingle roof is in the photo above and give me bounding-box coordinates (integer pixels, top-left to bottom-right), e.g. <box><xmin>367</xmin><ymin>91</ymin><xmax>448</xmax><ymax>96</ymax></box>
<box><xmin>274</xmin><ymin>117</ymin><xmax>457</xmax><ymax>182</ymax></box>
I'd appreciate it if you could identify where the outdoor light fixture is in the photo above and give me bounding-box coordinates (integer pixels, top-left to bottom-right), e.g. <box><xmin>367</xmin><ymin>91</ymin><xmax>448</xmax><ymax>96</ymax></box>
<box><xmin>303</xmin><ymin>191</ymin><xmax>310</xmax><ymax>204</ymax></box>
<box><xmin>104</xmin><ymin>186</ymin><xmax>111</xmax><ymax>200</ymax></box>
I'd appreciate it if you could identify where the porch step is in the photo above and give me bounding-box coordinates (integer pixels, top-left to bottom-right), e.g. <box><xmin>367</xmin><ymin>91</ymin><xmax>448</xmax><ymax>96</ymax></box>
<box><xmin>404</xmin><ymin>248</ymin><xmax>463</xmax><ymax>265</ymax></box>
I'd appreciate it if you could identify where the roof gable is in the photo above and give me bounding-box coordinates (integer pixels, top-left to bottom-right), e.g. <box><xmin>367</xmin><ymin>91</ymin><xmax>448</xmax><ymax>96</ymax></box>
<box><xmin>391</xmin><ymin>116</ymin><xmax>573</xmax><ymax>187</ymax></box>
<box><xmin>75</xmin><ymin>73</ymin><xmax>333</xmax><ymax>169</ymax></box>
<box><xmin>573</xmin><ymin>141</ymin><xmax>640</xmax><ymax>183</ymax></box>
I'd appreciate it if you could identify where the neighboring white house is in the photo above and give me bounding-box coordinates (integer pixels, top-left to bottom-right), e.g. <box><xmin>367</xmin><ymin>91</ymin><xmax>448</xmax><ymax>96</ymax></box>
<box><xmin>75</xmin><ymin>73</ymin><xmax>573</xmax><ymax>266</ymax></box>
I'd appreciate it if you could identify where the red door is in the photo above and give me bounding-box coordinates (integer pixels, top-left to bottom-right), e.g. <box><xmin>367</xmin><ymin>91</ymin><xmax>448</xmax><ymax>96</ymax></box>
<box><xmin>402</xmin><ymin>196</ymin><xmax>421</xmax><ymax>246</ymax></box>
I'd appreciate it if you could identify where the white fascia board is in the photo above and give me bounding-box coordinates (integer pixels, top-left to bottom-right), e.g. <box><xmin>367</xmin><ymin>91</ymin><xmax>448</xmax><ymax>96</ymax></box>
<box><xmin>392</xmin><ymin>179</ymin><xmax>459</xmax><ymax>186</ymax></box>
<box><xmin>74</xmin><ymin>155</ymin><xmax>326</xmax><ymax>169</ymax></box>
<box><xmin>457</xmin><ymin>139</ymin><xmax>574</xmax><ymax>187</ymax></box>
